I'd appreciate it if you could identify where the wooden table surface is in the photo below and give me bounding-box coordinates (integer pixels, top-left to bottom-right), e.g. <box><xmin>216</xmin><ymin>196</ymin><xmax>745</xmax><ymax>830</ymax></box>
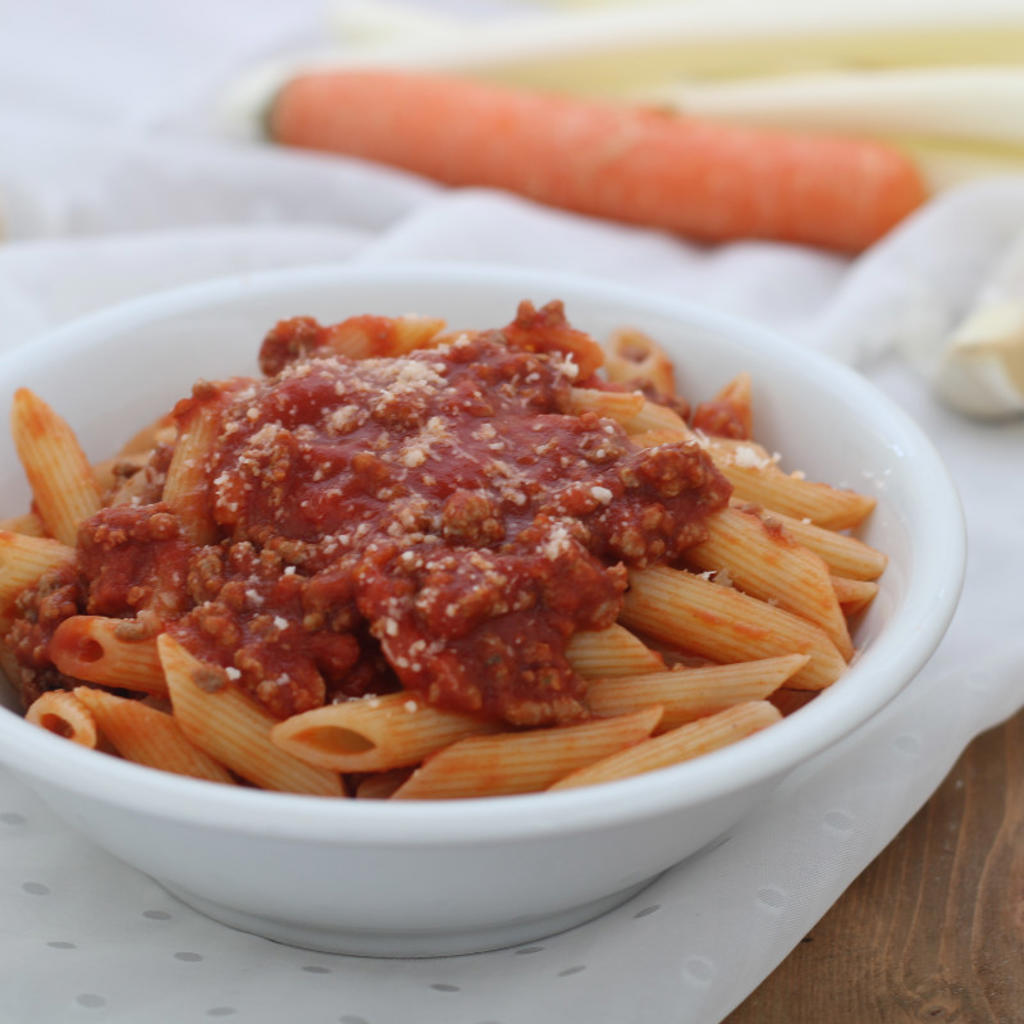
<box><xmin>726</xmin><ymin>706</ymin><xmax>1024</xmax><ymax>1024</ymax></box>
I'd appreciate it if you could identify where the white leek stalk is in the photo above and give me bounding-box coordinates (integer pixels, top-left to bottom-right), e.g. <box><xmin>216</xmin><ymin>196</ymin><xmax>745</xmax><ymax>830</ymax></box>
<box><xmin>640</xmin><ymin>68</ymin><xmax>1024</xmax><ymax>148</ymax></box>
<box><xmin>638</xmin><ymin>67</ymin><xmax>1024</xmax><ymax>191</ymax></box>
<box><xmin>317</xmin><ymin>0</ymin><xmax>1024</xmax><ymax>91</ymax></box>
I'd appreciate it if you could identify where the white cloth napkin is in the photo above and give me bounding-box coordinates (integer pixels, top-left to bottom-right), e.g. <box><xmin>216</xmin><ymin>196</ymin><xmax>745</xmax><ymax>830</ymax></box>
<box><xmin>1</xmin><ymin>4</ymin><xmax>1023</xmax><ymax>1022</ymax></box>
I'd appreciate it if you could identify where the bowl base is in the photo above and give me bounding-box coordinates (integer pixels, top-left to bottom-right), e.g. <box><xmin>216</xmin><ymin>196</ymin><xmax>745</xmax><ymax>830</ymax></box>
<box><xmin>158</xmin><ymin>877</ymin><xmax>655</xmax><ymax>958</ymax></box>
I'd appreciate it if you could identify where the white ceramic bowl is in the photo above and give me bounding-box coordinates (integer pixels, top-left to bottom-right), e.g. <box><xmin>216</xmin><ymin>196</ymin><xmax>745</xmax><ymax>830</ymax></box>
<box><xmin>0</xmin><ymin>263</ymin><xmax>964</xmax><ymax>956</ymax></box>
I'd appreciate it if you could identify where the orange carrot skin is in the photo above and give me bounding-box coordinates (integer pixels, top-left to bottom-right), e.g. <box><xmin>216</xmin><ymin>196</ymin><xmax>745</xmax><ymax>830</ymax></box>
<box><xmin>270</xmin><ymin>70</ymin><xmax>927</xmax><ymax>252</ymax></box>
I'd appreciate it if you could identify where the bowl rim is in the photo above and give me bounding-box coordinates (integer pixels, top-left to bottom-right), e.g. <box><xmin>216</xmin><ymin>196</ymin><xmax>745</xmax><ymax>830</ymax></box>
<box><xmin>0</xmin><ymin>260</ymin><xmax>966</xmax><ymax>843</ymax></box>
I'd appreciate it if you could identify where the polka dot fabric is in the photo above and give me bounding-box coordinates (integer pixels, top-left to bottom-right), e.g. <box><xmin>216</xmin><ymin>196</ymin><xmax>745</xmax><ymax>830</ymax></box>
<box><xmin>3</xmin><ymin>643</ymin><xmax>1017</xmax><ymax>1023</ymax></box>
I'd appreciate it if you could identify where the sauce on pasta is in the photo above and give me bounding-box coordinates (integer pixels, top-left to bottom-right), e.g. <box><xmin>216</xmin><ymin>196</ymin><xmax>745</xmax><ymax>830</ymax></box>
<box><xmin>10</xmin><ymin>302</ymin><xmax>731</xmax><ymax>725</ymax></box>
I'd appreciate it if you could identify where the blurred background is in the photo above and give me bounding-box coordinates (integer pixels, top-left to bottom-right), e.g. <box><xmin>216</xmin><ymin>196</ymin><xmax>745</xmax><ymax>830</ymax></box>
<box><xmin>5</xmin><ymin>0</ymin><xmax>1024</xmax><ymax>196</ymax></box>
<box><xmin>4</xmin><ymin>0</ymin><xmax>1024</xmax><ymax>412</ymax></box>
<box><xmin>271</xmin><ymin>0</ymin><xmax>1024</xmax><ymax>194</ymax></box>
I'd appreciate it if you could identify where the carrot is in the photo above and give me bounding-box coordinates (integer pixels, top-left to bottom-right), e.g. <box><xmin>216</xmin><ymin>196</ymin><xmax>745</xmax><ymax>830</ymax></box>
<box><xmin>269</xmin><ymin>70</ymin><xmax>927</xmax><ymax>252</ymax></box>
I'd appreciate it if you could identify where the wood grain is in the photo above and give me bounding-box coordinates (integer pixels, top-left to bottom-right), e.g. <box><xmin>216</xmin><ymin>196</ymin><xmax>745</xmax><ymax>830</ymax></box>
<box><xmin>726</xmin><ymin>707</ymin><xmax>1024</xmax><ymax>1023</ymax></box>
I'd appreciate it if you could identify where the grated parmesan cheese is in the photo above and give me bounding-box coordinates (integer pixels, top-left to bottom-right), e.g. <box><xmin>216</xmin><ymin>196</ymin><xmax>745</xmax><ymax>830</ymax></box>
<box><xmin>732</xmin><ymin>445</ymin><xmax>770</xmax><ymax>470</ymax></box>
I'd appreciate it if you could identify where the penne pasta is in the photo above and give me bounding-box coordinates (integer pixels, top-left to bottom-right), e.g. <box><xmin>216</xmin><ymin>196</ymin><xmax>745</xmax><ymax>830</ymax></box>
<box><xmin>565</xmin><ymin>624</ymin><xmax>665</xmax><ymax>679</ymax></box>
<box><xmin>388</xmin><ymin>315</ymin><xmax>447</xmax><ymax>353</ymax></box>
<box><xmin>158</xmin><ymin>635</ymin><xmax>343</xmax><ymax>796</ymax></box>
<box><xmin>392</xmin><ymin>706</ymin><xmax>663</xmax><ymax>800</ymax></box>
<box><xmin>831</xmin><ymin>576</ymin><xmax>880</xmax><ymax>616</ymax></box>
<box><xmin>25</xmin><ymin>690</ymin><xmax>99</xmax><ymax>748</ymax></box>
<box><xmin>689</xmin><ymin>506</ymin><xmax>853</xmax><ymax>660</ymax></box>
<box><xmin>11</xmin><ymin>388</ymin><xmax>101</xmax><ymax>546</ymax></box>
<box><xmin>322</xmin><ymin>314</ymin><xmax>446</xmax><ymax>359</ymax></box>
<box><xmin>0</xmin><ymin>531</ymin><xmax>76</xmax><ymax>609</ymax></box>
<box><xmin>0</xmin><ymin>512</ymin><xmax>46</xmax><ymax>537</ymax></box>
<box><xmin>73</xmin><ymin>686</ymin><xmax>236</xmax><ymax>783</ymax></box>
<box><xmin>624</xmin><ymin>425</ymin><xmax>875</xmax><ymax>536</ymax></box>
<box><xmin>692</xmin><ymin>372</ymin><xmax>753</xmax><ymax>439</ymax></box>
<box><xmin>604</xmin><ymin>327</ymin><xmax>676</xmax><ymax>396</ymax></box>
<box><xmin>269</xmin><ymin>693</ymin><xmax>501</xmax><ymax>773</ymax></box>
<box><xmin>620</xmin><ymin>566</ymin><xmax>846</xmax><ymax>690</ymax></box>
<box><xmin>566</xmin><ymin>387</ymin><xmax>645</xmax><ymax>422</ymax></box>
<box><xmin>549</xmin><ymin>701</ymin><xmax>781</xmax><ymax>791</ymax></box>
<box><xmin>623</xmin><ymin>399</ymin><xmax>692</xmax><ymax>436</ymax></box>
<box><xmin>586</xmin><ymin>654</ymin><xmax>808</xmax><ymax>730</ymax></box>
<box><xmin>732</xmin><ymin>499</ymin><xmax>887</xmax><ymax>581</ymax></box>
<box><xmin>628</xmin><ymin>428</ymin><xmax>692</xmax><ymax>449</ymax></box>
<box><xmin>162</xmin><ymin>405</ymin><xmax>219</xmax><ymax>545</ymax></box>
<box><xmin>50</xmin><ymin>616</ymin><xmax>167</xmax><ymax>696</ymax></box>
<box><xmin>708</xmin><ymin>437</ymin><xmax>876</xmax><ymax>530</ymax></box>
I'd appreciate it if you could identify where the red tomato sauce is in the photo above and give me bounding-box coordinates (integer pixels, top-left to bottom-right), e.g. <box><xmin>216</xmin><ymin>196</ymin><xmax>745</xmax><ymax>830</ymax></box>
<box><xmin>9</xmin><ymin>303</ymin><xmax>731</xmax><ymax>725</ymax></box>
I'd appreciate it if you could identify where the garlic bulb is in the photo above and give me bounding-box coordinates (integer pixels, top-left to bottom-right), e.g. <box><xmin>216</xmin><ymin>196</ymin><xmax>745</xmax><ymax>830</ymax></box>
<box><xmin>936</xmin><ymin>231</ymin><xmax>1024</xmax><ymax>418</ymax></box>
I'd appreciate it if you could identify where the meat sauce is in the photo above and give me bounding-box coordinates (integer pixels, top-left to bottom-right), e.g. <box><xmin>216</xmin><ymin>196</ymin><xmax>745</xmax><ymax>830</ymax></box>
<box><xmin>10</xmin><ymin>302</ymin><xmax>731</xmax><ymax>726</ymax></box>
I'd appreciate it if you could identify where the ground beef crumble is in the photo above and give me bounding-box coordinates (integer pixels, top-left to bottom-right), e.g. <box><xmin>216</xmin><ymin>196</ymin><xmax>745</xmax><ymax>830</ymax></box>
<box><xmin>6</xmin><ymin>301</ymin><xmax>731</xmax><ymax>725</ymax></box>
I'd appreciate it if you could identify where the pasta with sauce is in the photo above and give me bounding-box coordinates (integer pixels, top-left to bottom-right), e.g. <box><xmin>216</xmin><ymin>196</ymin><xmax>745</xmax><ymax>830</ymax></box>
<box><xmin>0</xmin><ymin>301</ymin><xmax>885</xmax><ymax>798</ymax></box>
